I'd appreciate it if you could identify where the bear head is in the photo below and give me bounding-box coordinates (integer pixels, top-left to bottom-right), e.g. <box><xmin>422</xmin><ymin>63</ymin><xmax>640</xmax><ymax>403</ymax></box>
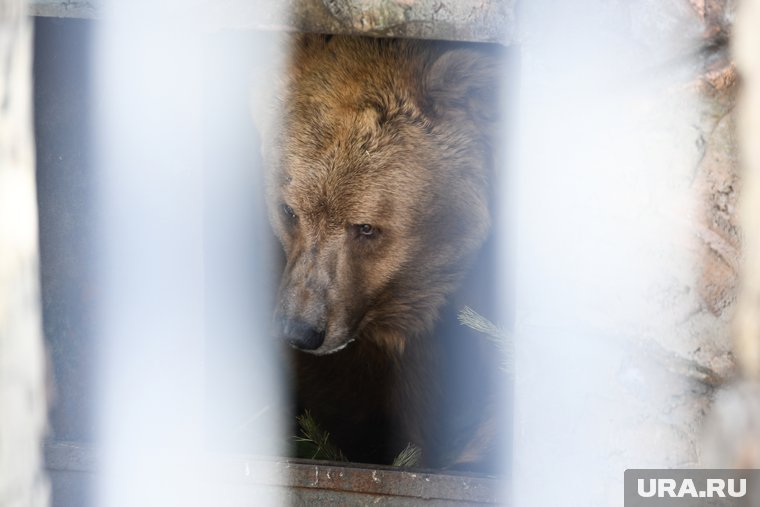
<box><xmin>264</xmin><ymin>34</ymin><xmax>501</xmax><ymax>355</ymax></box>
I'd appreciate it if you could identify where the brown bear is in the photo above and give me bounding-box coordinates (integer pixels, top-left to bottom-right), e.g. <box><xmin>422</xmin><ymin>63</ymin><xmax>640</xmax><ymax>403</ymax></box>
<box><xmin>263</xmin><ymin>34</ymin><xmax>505</xmax><ymax>471</ymax></box>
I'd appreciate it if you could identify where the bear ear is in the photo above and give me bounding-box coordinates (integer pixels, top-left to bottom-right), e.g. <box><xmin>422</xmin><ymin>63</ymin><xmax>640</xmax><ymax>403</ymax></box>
<box><xmin>424</xmin><ymin>46</ymin><xmax>503</xmax><ymax>137</ymax></box>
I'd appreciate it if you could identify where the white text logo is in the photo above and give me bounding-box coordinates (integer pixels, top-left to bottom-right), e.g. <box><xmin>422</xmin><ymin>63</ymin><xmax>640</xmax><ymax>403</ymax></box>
<box><xmin>637</xmin><ymin>478</ymin><xmax>746</xmax><ymax>498</ymax></box>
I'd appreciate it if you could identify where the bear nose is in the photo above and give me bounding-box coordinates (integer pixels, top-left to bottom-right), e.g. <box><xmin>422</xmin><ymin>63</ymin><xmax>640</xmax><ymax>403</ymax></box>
<box><xmin>281</xmin><ymin>318</ymin><xmax>325</xmax><ymax>350</ymax></box>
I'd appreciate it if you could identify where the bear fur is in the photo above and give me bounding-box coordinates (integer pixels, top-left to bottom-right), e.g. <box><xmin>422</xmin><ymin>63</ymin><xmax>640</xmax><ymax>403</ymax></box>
<box><xmin>264</xmin><ymin>34</ymin><xmax>505</xmax><ymax>470</ymax></box>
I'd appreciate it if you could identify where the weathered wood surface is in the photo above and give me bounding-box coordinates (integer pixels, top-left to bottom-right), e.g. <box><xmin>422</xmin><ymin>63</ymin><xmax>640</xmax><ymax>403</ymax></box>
<box><xmin>45</xmin><ymin>442</ymin><xmax>505</xmax><ymax>506</ymax></box>
<box><xmin>28</xmin><ymin>0</ymin><xmax>516</xmax><ymax>44</ymax></box>
<box><xmin>0</xmin><ymin>0</ymin><xmax>50</xmax><ymax>506</ymax></box>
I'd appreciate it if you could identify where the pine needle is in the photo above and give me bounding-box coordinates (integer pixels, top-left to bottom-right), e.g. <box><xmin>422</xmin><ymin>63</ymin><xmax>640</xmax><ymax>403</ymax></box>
<box><xmin>294</xmin><ymin>410</ymin><xmax>348</xmax><ymax>462</ymax></box>
<box><xmin>392</xmin><ymin>443</ymin><xmax>423</xmax><ymax>468</ymax></box>
<box><xmin>458</xmin><ymin>305</ymin><xmax>513</xmax><ymax>375</ymax></box>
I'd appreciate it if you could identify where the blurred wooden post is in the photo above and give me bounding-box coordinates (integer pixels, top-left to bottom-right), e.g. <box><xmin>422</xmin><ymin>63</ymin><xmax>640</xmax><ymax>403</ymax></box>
<box><xmin>0</xmin><ymin>0</ymin><xmax>50</xmax><ymax>505</ymax></box>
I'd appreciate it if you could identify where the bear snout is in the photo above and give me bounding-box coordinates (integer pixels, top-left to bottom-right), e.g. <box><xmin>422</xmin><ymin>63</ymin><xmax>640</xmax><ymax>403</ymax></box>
<box><xmin>280</xmin><ymin>317</ymin><xmax>326</xmax><ymax>351</ymax></box>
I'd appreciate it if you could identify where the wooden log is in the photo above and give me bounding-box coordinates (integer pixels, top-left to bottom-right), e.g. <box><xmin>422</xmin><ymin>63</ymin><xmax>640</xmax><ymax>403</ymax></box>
<box><xmin>28</xmin><ymin>0</ymin><xmax>516</xmax><ymax>44</ymax></box>
<box><xmin>734</xmin><ymin>0</ymin><xmax>760</xmax><ymax>382</ymax></box>
<box><xmin>700</xmin><ymin>0</ymin><xmax>760</xmax><ymax>469</ymax></box>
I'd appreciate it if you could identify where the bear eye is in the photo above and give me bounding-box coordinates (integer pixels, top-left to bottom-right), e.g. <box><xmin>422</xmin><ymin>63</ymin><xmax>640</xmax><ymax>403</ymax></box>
<box><xmin>281</xmin><ymin>203</ymin><xmax>297</xmax><ymax>221</ymax></box>
<box><xmin>353</xmin><ymin>223</ymin><xmax>377</xmax><ymax>238</ymax></box>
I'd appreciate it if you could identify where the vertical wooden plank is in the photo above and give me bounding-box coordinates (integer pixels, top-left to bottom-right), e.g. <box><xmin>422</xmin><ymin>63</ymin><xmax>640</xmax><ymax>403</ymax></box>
<box><xmin>0</xmin><ymin>0</ymin><xmax>50</xmax><ymax>506</ymax></box>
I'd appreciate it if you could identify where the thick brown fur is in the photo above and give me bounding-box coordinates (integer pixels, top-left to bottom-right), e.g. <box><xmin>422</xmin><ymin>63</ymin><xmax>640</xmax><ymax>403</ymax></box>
<box><xmin>263</xmin><ymin>34</ymin><xmax>504</xmax><ymax>470</ymax></box>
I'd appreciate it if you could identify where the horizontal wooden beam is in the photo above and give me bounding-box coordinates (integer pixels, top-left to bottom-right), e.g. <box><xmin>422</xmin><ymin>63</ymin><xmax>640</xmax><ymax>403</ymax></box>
<box><xmin>45</xmin><ymin>442</ymin><xmax>505</xmax><ymax>505</ymax></box>
<box><xmin>29</xmin><ymin>0</ymin><xmax>515</xmax><ymax>44</ymax></box>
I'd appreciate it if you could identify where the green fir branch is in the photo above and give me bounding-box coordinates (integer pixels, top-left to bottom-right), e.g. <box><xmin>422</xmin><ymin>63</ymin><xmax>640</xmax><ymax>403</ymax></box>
<box><xmin>391</xmin><ymin>443</ymin><xmax>423</xmax><ymax>468</ymax></box>
<box><xmin>294</xmin><ymin>410</ymin><xmax>348</xmax><ymax>462</ymax></box>
<box><xmin>458</xmin><ymin>305</ymin><xmax>513</xmax><ymax>375</ymax></box>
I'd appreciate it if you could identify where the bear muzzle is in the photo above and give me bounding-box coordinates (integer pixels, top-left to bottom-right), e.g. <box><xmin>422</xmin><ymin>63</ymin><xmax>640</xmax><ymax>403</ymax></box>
<box><xmin>280</xmin><ymin>317</ymin><xmax>326</xmax><ymax>351</ymax></box>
